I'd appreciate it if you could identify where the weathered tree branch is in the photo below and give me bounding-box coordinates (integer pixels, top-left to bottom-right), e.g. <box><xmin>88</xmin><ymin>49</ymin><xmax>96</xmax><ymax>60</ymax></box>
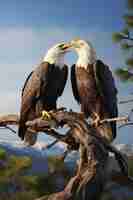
<box><xmin>0</xmin><ymin>114</ymin><xmax>19</xmax><ymax>125</ymax></box>
<box><xmin>119</xmin><ymin>98</ymin><xmax>133</xmax><ymax>104</ymax></box>
<box><xmin>0</xmin><ymin>109</ymin><xmax>132</xmax><ymax>200</ymax></box>
<box><xmin>0</xmin><ymin>111</ymin><xmax>130</xmax><ymax>132</ymax></box>
<box><xmin>119</xmin><ymin>122</ymin><xmax>133</xmax><ymax>129</ymax></box>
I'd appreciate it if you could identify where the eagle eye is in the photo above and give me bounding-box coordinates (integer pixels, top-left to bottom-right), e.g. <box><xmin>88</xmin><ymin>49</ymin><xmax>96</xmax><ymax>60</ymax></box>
<box><xmin>58</xmin><ymin>44</ymin><xmax>65</xmax><ymax>48</ymax></box>
<box><xmin>79</xmin><ymin>42</ymin><xmax>84</xmax><ymax>46</ymax></box>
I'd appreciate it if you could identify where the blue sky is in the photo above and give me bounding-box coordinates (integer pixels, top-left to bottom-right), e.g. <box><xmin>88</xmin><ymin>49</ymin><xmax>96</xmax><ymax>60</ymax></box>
<box><xmin>0</xmin><ymin>0</ymin><xmax>133</xmax><ymax>144</ymax></box>
<box><xmin>0</xmin><ymin>0</ymin><xmax>125</xmax><ymax>29</ymax></box>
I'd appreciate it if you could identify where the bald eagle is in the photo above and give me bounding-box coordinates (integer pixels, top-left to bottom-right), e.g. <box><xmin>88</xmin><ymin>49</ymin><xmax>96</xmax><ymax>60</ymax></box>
<box><xmin>70</xmin><ymin>39</ymin><xmax>118</xmax><ymax>142</ymax></box>
<box><xmin>18</xmin><ymin>43</ymin><xmax>69</xmax><ymax>145</ymax></box>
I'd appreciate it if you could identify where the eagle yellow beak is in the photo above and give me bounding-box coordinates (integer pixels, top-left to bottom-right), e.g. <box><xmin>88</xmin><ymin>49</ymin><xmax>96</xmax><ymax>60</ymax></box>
<box><xmin>61</xmin><ymin>43</ymin><xmax>72</xmax><ymax>50</ymax></box>
<box><xmin>69</xmin><ymin>40</ymin><xmax>79</xmax><ymax>48</ymax></box>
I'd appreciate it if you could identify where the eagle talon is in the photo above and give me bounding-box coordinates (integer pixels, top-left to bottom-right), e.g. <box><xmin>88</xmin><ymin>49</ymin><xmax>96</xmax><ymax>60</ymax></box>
<box><xmin>42</xmin><ymin>110</ymin><xmax>51</xmax><ymax>121</ymax></box>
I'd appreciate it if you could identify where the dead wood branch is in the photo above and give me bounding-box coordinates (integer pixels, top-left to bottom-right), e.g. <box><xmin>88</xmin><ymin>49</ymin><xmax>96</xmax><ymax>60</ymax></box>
<box><xmin>0</xmin><ymin>114</ymin><xmax>19</xmax><ymax>125</ymax></box>
<box><xmin>119</xmin><ymin>98</ymin><xmax>133</xmax><ymax>104</ymax></box>
<box><xmin>0</xmin><ymin>110</ymin><xmax>131</xmax><ymax>134</ymax></box>
<box><xmin>0</xmin><ymin>114</ymin><xmax>19</xmax><ymax>134</ymax></box>
<box><xmin>29</xmin><ymin>110</ymin><xmax>130</xmax><ymax>200</ymax></box>
<box><xmin>100</xmin><ymin>116</ymin><xmax>129</xmax><ymax>124</ymax></box>
<box><xmin>0</xmin><ymin>110</ymin><xmax>132</xmax><ymax>200</ymax></box>
<box><xmin>119</xmin><ymin>122</ymin><xmax>133</xmax><ymax>129</ymax></box>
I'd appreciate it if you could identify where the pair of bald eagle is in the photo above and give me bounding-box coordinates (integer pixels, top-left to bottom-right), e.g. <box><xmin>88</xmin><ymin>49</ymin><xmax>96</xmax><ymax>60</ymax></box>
<box><xmin>18</xmin><ymin>39</ymin><xmax>118</xmax><ymax>145</ymax></box>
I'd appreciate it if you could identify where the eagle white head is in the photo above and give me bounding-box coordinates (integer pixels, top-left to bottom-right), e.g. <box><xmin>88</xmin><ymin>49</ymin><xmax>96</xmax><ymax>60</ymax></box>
<box><xmin>69</xmin><ymin>39</ymin><xmax>96</xmax><ymax>68</ymax></box>
<box><xmin>43</xmin><ymin>42</ymin><xmax>70</xmax><ymax>68</ymax></box>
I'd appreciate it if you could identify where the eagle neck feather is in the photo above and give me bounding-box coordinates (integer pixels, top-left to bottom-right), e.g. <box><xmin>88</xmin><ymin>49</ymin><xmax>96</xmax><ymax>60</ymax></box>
<box><xmin>76</xmin><ymin>46</ymin><xmax>96</xmax><ymax>71</ymax></box>
<box><xmin>43</xmin><ymin>51</ymin><xmax>65</xmax><ymax>69</ymax></box>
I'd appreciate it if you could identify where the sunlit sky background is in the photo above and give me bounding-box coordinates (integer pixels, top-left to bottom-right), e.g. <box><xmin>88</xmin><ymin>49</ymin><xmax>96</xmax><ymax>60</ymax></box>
<box><xmin>0</xmin><ymin>0</ymin><xmax>133</xmax><ymax>144</ymax></box>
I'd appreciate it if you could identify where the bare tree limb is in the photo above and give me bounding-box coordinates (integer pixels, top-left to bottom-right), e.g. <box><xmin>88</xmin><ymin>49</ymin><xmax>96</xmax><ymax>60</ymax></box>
<box><xmin>0</xmin><ymin>111</ymin><xmax>131</xmax><ymax>132</ymax></box>
<box><xmin>100</xmin><ymin>116</ymin><xmax>129</xmax><ymax>124</ymax></box>
<box><xmin>0</xmin><ymin>114</ymin><xmax>19</xmax><ymax>125</ymax></box>
<box><xmin>0</xmin><ymin>109</ymin><xmax>132</xmax><ymax>200</ymax></box>
<box><xmin>0</xmin><ymin>125</ymin><xmax>17</xmax><ymax>134</ymax></box>
<box><xmin>119</xmin><ymin>122</ymin><xmax>133</xmax><ymax>129</ymax></box>
<box><xmin>119</xmin><ymin>99</ymin><xmax>133</xmax><ymax>104</ymax></box>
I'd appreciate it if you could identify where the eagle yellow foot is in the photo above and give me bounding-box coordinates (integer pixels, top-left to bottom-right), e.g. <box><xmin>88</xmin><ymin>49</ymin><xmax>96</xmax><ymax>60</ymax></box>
<box><xmin>92</xmin><ymin>112</ymin><xmax>100</xmax><ymax>127</ymax></box>
<box><xmin>41</xmin><ymin>110</ymin><xmax>51</xmax><ymax>121</ymax></box>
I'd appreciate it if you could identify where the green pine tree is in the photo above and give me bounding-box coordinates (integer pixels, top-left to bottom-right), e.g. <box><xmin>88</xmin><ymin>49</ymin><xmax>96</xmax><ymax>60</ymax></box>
<box><xmin>112</xmin><ymin>0</ymin><xmax>133</xmax><ymax>81</ymax></box>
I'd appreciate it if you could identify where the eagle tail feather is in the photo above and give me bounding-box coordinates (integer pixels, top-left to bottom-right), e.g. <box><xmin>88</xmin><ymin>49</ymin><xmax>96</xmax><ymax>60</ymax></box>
<box><xmin>18</xmin><ymin>124</ymin><xmax>26</xmax><ymax>140</ymax></box>
<box><xmin>111</xmin><ymin>122</ymin><xmax>117</xmax><ymax>139</ymax></box>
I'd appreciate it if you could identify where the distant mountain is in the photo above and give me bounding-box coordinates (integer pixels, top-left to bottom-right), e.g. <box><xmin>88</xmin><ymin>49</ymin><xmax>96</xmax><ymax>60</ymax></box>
<box><xmin>0</xmin><ymin>140</ymin><xmax>78</xmax><ymax>174</ymax></box>
<box><xmin>0</xmin><ymin>140</ymin><xmax>133</xmax><ymax>174</ymax></box>
<box><xmin>0</xmin><ymin>140</ymin><xmax>49</xmax><ymax>174</ymax></box>
<box><xmin>0</xmin><ymin>140</ymin><xmax>133</xmax><ymax>199</ymax></box>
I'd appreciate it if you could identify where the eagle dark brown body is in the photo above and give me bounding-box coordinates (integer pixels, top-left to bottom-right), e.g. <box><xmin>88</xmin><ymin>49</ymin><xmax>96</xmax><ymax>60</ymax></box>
<box><xmin>71</xmin><ymin>60</ymin><xmax>118</xmax><ymax>141</ymax></box>
<box><xmin>18</xmin><ymin>62</ymin><xmax>68</xmax><ymax>145</ymax></box>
